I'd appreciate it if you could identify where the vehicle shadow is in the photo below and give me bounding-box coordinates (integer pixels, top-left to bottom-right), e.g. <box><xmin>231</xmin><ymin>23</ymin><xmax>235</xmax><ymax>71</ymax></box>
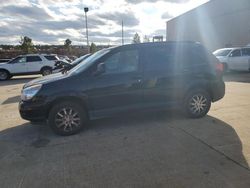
<box><xmin>224</xmin><ymin>71</ymin><xmax>250</xmax><ymax>83</ymax></box>
<box><xmin>1</xmin><ymin>95</ymin><xmax>20</xmax><ymax>105</ymax></box>
<box><xmin>0</xmin><ymin>111</ymin><xmax>249</xmax><ymax>170</ymax></box>
<box><xmin>0</xmin><ymin>76</ymin><xmax>39</xmax><ymax>86</ymax></box>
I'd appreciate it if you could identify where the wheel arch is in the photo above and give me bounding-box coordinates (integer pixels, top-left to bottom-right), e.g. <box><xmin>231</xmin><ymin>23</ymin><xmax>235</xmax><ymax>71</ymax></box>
<box><xmin>47</xmin><ymin>96</ymin><xmax>89</xmax><ymax>119</ymax></box>
<box><xmin>40</xmin><ymin>66</ymin><xmax>53</xmax><ymax>72</ymax></box>
<box><xmin>182</xmin><ymin>82</ymin><xmax>212</xmax><ymax>102</ymax></box>
<box><xmin>0</xmin><ymin>68</ymin><xmax>11</xmax><ymax>74</ymax></box>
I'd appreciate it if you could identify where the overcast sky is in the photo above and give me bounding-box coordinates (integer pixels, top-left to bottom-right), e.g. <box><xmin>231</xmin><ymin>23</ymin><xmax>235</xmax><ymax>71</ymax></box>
<box><xmin>0</xmin><ymin>0</ymin><xmax>209</xmax><ymax>45</ymax></box>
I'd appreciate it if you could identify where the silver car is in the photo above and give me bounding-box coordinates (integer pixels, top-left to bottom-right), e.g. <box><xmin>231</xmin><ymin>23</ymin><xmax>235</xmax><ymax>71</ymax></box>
<box><xmin>213</xmin><ymin>47</ymin><xmax>250</xmax><ymax>72</ymax></box>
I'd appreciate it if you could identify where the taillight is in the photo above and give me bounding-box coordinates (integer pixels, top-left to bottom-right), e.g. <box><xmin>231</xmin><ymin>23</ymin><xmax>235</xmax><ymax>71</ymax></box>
<box><xmin>216</xmin><ymin>62</ymin><xmax>224</xmax><ymax>73</ymax></box>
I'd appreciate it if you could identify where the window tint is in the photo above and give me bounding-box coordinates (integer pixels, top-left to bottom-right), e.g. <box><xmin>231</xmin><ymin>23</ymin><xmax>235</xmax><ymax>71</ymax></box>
<box><xmin>26</xmin><ymin>56</ymin><xmax>42</xmax><ymax>62</ymax></box>
<box><xmin>241</xmin><ymin>48</ymin><xmax>250</xmax><ymax>56</ymax></box>
<box><xmin>144</xmin><ymin>46</ymin><xmax>174</xmax><ymax>71</ymax></box>
<box><xmin>190</xmin><ymin>45</ymin><xmax>210</xmax><ymax>65</ymax></box>
<box><xmin>44</xmin><ymin>55</ymin><xmax>58</xmax><ymax>61</ymax></box>
<box><xmin>230</xmin><ymin>49</ymin><xmax>241</xmax><ymax>57</ymax></box>
<box><xmin>104</xmin><ymin>50</ymin><xmax>138</xmax><ymax>74</ymax></box>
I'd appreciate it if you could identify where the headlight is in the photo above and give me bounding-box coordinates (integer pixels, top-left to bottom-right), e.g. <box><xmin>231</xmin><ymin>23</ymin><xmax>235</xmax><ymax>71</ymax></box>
<box><xmin>21</xmin><ymin>84</ymin><xmax>42</xmax><ymax>101</ymax></box>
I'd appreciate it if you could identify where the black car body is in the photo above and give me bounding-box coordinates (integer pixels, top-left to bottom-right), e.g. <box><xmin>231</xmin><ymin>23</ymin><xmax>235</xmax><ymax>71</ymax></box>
<box><xmin>19</xmin><ymin>42</ymin><xmax>225</xmax><ymax>135</ymax></box>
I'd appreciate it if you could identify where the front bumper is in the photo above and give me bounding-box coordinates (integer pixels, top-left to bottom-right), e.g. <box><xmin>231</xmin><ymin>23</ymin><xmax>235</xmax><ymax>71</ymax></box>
<box><xmin>19</xmin><ymin>100</ymin><xmax>48</xmax><ymax>121</ymax></box>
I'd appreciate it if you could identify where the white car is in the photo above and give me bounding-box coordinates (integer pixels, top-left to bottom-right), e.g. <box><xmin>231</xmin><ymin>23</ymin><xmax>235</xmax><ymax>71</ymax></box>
<box><xmin>213</xmin><ymin>48</ymin><xmax>250</xmax><ymax>72</ymax></box>
<box><xmin>0</xmin><ymin>54</ymin><xmax>59</xmax><ymax>80</ymax></box>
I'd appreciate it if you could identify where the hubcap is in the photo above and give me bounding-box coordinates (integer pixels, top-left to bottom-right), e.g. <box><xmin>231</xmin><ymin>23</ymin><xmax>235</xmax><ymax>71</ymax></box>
<box><xmin>55</xmin><ymin>107</ymin><xmax>81</xmax><ymax>132</ymax></box>
<box><xmin>0</xmin><ymin>71</ymin><xmax>7</xmax><ymax>80</ymax></box>
<box><xmin>43</xmin><ymin>70</ymin><xmax>51</xmax><ymax>75</ymax></box>
<box><xmin>189</xmin><ymin>94</ymin><xmax>207</xmax><ymax>114</ymax></box>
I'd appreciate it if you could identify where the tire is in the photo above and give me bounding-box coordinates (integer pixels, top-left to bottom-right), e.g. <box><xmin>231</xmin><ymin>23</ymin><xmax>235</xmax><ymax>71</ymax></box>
<box><xmin>48</xmin><ymin>102</ymin><xmax>87</xmax><ymax>136</ymax></box>
<box><xmin>0</xmin><ymin>70</ymin><xmax>10</xmax><ymax>81</ymax></box>
<box><xmin>183</xmin><ymin>89</ymin><xmax>211</xmax><ymax>118</ymax></box>
<box><xmin>41</xmin><ymin>67</ymin><xmax>52</xmax><ymax>76</ymax></box>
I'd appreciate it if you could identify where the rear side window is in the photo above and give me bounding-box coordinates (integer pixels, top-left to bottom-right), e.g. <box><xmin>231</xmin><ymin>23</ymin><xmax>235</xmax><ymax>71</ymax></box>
<box><xmin>44</xmin><ymin>55</ymin><xmax>58</xmax><ymax>61</ymax></box>
<box><xmin>230</xmin><ymin>49</ymin><xmax>241</xmax><ymax>57</ymax></box>
<box><xmin>144</xmin><ymin>45</ymin><xmax>175</xmax><ymax>72</ymax></box>
<box><xmin>241</xmin><ymin>48</ymin><xmax>250</xmax><ymax>56</ymax></box>
<box><xmin>26</xmin><ymin>56</ymin><xmax>42</xmax><ymax>62</ymax></box>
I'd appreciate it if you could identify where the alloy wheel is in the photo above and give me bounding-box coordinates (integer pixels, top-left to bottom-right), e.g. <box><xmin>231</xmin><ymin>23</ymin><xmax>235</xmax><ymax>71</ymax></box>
<box><xmin>189</xmin><ymin>94</ymin><xmax>208</xmax><ymax>115</ymax></box>
<box><xmin>55</xmin><ymin>107</ymin><xmax>81</xmax><ymax>132</ymax></box>
<box><xmin>43</xmin><ymin>69</ymin><xmax>51</xmax><ymax>76</ymax></box>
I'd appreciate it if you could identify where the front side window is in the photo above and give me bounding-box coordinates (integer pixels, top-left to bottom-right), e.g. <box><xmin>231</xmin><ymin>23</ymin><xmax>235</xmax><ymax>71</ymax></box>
<box><xmin>26</xmin><ymin>56</ymin><xmax>42</xmax><ymax>62</ymax></box>
<box><xmin>10</xmin><ymin>57</ymin><xmax>26</xmax><ymax>64</ymax></box>
<box><xmin>104</xmin><ymin>49</ymin><xmax>139</xmax><ymax>74</ymax></box>
<box><xmin>241</xmin><ymin>48</ymin><xmax>250</xmax><ymax>56</ymax></box>
<box><xmin>230</xmin><ymin>49</ymin><xmax>241</xmax><ymax>57</ymax></box>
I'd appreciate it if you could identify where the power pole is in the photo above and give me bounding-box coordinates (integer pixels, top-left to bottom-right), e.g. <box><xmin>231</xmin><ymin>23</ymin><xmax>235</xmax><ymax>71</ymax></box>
<box><xmin>122</xmin><ymin>20</ymin><xmax>124</xmax><ymax>45</ymax></box>
<box><xmin>84</xmin><ymin>7</ymin><xmax>89</xmax><ymax>48</ymax></box>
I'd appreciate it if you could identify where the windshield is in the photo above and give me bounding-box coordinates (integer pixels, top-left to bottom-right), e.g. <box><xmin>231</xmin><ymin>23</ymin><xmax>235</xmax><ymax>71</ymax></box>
<box><xmin>68</xmin><ymin>49</ymin><xmax>110</xmax><ymax>75</ymax></box>
<box><xmin>213</xmin><ymin>49</ymin><xmax>232</xmax><ymax>56</ymax></box>
<box><xmin>71</xmin><ymin>54</ymin><xmax>90</xmax><ymax>66</ymax></box>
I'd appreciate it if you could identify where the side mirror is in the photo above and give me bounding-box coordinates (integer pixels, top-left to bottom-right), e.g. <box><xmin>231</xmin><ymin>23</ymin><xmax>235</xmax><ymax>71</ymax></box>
<box><xmin>94</xmin><ymin>63</ymin><xmax>105</xmax><ymax>76</ymax></box>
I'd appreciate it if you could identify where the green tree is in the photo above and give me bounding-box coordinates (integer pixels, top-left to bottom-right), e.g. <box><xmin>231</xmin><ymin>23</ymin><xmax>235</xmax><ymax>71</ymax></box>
<box><xmin>132</xmin><ymin>33</ymin><xmax>141</xmax><ymax>44</ymax></box>
<box><xmin>19</xmin><ymin>36</ymin><xmax>34</xmax><ymax>53</ymax></box>
<box><xmin>64</xmin><ymin>38</ymin><xmax>72</xmax><ymax>52</ymax></box>
<box><xmin>90</xmin><ymin>42</ymin><xmax>97</xmax><ymax>53</ymax></box>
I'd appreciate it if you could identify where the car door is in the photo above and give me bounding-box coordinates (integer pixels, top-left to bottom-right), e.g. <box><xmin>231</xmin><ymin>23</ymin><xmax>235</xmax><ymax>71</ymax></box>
<box><xmin>240</xmin><ymin>48</ymin><xmax>250</xmax><ymax>71</ymax></box>
<box><xmin>26</xmin><ymin>56</ymin><xmax>43</xmax><ymax>72</ymax></box>
<box><xmin>9</xmin><ymin>56</ymin><xmax>27</xmax><ymax>74</ymax></box>
<box><xmin>87</xmin><ymin>47</ymin><xmax>144</xmax><ymax>116</ymax></box>
<box><xmin>142</xmin><ymin>44</ymin><xmax>179</xmax><ymax>107</ymax></box>
<box><xmin>228</xmin><ymin>49</ymin><xmax>243</xmax><ymax>70</ymax></box>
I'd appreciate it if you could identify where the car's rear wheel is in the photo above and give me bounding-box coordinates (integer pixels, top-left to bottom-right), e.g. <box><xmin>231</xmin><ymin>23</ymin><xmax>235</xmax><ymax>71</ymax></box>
<box><xmin>184</xmin><ymin>89</ymin><xmax>211</xmax><ymax>118</ymax></box>
<box><xmin>48</xmin><ymin>102</ymin><xmax>87</xmax><ymax>136</ymax></box>
<box><xmin>41</xmin><ymin>67</ymin><xmax>52</xmax><ymax>76</ymax></box>
<box><xmin>0</xmin><ymin>70</ymin><xmax>10</xmax><ymax>81</ymax></box>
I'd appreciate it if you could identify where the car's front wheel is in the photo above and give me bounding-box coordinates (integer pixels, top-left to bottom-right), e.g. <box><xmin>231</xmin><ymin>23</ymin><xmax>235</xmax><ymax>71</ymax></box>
<box><xmin>41</xmin><ymin>67</ymin><xmax>52</xmax><ymax>76</ymax></box>
<box><xmin>0</xmin><ymin>70</ymin><xmax>10</xmax><ymax>81</ymax></box>
<box><xmin>184</xmin><ymin>89</ymin><xmax>211</xmax><ymax>118</ymax></box>
<box><xmin>48</xmin><ymin>102</ymin><xmax>87</xmax><ymax>136</ymax></box>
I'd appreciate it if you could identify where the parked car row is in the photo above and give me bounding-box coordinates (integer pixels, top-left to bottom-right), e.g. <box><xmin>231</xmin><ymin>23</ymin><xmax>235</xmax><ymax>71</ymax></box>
<box><xmin>0</xmin><ymin>53</ymin><xmax>90</xmax><ymax>81</ymax></box>
<box><xmin>0</xmin><ymin>54</ymin><xmax>58</xmax><ymax>80</ymax></box>
<box><xmin>213</xmin><ymin>47</ymin><xmax>250</xmax><ymax>72</ymax></box>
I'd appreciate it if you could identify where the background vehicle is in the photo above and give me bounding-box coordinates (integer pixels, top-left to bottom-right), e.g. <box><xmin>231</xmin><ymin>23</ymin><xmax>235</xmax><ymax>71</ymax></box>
<box><xmin>53</xmin><ymin>54</ymin><xmax>91</xmax><ymax>73</ymax></box>
<box><xmin>0</xmin><ymin>54</ymin><xmax>58</xmax><ymax>80</ymax></box>
<box><xmin>213</xmin><ymin>47</ymin><xmax>250</xmax><ymax>72</ymax></box>
<box><xmin>19</xmin><ymin>42</ymin><xmax>225</xmax><ymax>135</ymax></box>
<box><xmin>0</xmin><ymin>59</ymin><xmax>11</xmax><ymax>63</ymax></box>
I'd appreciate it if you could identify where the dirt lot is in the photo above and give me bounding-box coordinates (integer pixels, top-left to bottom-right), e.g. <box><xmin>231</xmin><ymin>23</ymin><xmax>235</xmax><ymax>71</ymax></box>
<box><xmin>0</xmin><ymin>73</ymin><xmax>250</xmax><ymax>188</ymax></box>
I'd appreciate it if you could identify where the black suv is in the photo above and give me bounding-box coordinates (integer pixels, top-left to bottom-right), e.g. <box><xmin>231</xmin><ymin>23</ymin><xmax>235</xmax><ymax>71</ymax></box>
<box><xmin>19</xmin><ymin>42</ymin><xmax>225</xmax><ymax>135</ymax></box>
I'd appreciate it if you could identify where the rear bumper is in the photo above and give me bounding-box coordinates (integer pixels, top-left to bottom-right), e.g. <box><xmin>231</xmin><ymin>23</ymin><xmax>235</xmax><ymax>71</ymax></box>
<box><xmin>211</xmin><ymin>80</ymin><xmax>225</xmax><ymax>102</ymax></box>
<box><xmin>19</xmin><ymin>100</ymin><xmax>48</xmax><ymax>121</ymax></box>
